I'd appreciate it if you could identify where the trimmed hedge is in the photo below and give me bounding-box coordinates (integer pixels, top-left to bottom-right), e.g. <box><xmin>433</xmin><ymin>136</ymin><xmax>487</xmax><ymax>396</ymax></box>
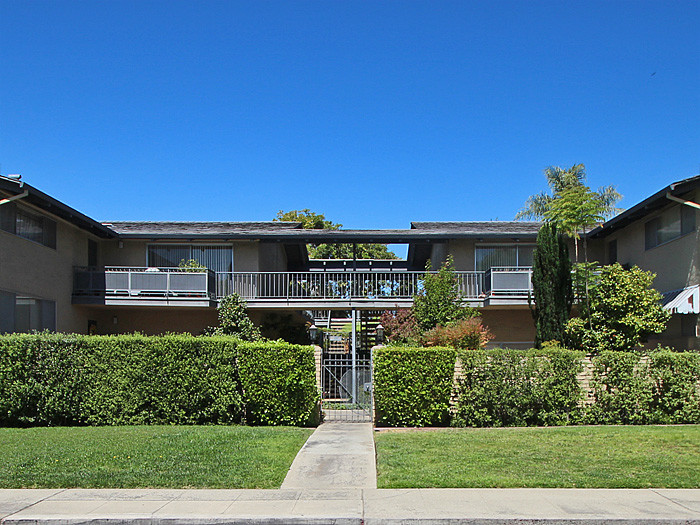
<box><xmin>587</xmin><ymin>350</ymin><xmax>700</xmax><ymax>425</ymax></box>
<box><xmin>372</xmin><ymin>346</ymin><xmax>700</xmax><ymax>428</ymax></box>
<box><xmin>237</xmin><ymin>341</ymin><xmax>320</xmax><ymax>426</ymax></box>
<box><xmin>453</xmin><ymin>348</ymin><xmax>584</xmax><ymax>427</ymax></box>
<box><xmin>373</xmin><ymin>346</ymin><xmax>456</xmax><ymax>427</ymax></box>
<box><xmin>0</xmin><ymin>333</ymin><xmax>319</xmax><ymax>427</ymax></box>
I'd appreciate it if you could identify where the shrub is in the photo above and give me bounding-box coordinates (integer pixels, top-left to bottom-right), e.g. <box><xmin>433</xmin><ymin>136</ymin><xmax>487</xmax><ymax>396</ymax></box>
<box><xmin>453</xmin><ymin>347</ymin><xmax>584</xmax><ymax>427</ymax></box>
<box><xmin>0</xmin><ymin>333</ymin><xmax>319</xmax><ymax>427</ymax></box>
<box><xmin>209</xmin><ymin>293</ymin><xmax>262</xmax><ymax>341</ymax></box>
<box><xmin>373</xmin><ymin>346</ymin><xmax>456</xmax><ymax>427</ymax></box>
<box><xmin>413</xmin><ymin>256</ymin><xmax>477</xmax><ymax>331</ymax></box>
<box><xmin>237</xmin><ymin>341</ymin><xmax>320</xmax><ymax>426</ymax></box>
<box><xmin>423</xmin><ymin>317</ymin><xmax>493</xmax><ymax>350</ymax></box>
<box><xmin>586</xmin><ymin>350</ymin><xmax>700</xmax><ymax>424</ymax></box>
<box><xmin>379</xmin><ymin>309</ymin><xmax>420</xmax><ymax>345</ymax></box>
<box><xmin>565</xmin><ymin>264</ymin><xmax>670</xmax><ymax>353</ymax></box>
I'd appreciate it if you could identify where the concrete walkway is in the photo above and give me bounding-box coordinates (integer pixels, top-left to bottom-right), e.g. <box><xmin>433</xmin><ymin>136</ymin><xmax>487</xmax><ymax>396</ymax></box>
<box><xmin>2</xmin><ymin>488</ymin><xmax>700</xmax><ymax>523</ymax></box>
<box><xmin>281</xmin><ymin>422</ymin><xmax>377</xmax><ymax>489</ymax></box>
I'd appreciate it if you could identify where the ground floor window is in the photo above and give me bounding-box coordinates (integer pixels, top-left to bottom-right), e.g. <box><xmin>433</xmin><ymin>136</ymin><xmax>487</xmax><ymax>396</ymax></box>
<box><xmin>0</xmin><ymin>290</ymin><xmax>56</xmax><ymax>333</ymax></box>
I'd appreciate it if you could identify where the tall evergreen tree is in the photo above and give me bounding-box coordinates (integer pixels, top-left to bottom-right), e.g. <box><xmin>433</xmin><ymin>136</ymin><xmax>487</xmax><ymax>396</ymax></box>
<box><xmin>530</xmin><ymin>223</ymin><xmax>573</xmax><ymax>347</ymax></box>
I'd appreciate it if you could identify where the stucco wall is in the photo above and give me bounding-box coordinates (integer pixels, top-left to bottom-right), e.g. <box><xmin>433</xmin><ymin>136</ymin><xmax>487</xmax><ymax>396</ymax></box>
<box><xmin>0</xmin><ymin>212</ymin><xmax>96</xmax><ymax>333</ymax></box>
<box><xmin>83</xmin><ymin>306</ymin><xmax>219</xmax><ymax>335</ymax></box>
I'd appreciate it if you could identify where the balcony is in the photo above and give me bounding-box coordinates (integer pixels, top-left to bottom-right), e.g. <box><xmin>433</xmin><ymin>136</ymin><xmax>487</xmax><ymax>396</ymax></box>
<box><xmin>73</xmin><ymin>267</ymin><xmax>533</xmax><ymax>308</ymax></box>
<box><xmin>72</xmin><ymin>267</ymin><xmax>218</xmax><ymax>307</ymax></box>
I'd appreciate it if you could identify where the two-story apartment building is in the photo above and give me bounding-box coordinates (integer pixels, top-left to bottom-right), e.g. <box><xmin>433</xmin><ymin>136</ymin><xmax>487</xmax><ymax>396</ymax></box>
<box><xmin>2</xmin><ymin>173</ymin><xmax>699</xmax><ymax>350</ymax></box>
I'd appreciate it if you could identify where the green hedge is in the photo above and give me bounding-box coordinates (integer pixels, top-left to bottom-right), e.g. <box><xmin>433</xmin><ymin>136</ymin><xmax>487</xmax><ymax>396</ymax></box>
<box><xmin>373</xmin><ymin>346</ymin><xmax>456</xmax><ymax>427</ymax></box>
<box><xmin>0</xmin><ymin>333</ymin><xmax>319</xmax><ymax>427</ymax></box>
<box><xmin>587</xmin><ymin>350</ymin><xmax>700</xmax><ymax>424</ymax></box>
<box><xmin>237</xmin><ymin>341</ymin><xmax>320</xmax><ymax>426</ymax></box>
<box><xmin>453</xmin><ymin>348</ymin><xmax>584</xmax><ymax>427</ymax></box>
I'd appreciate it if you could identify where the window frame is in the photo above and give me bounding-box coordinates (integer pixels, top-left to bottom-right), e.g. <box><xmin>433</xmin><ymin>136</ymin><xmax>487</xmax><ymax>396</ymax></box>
<box><xmin>146</xmin><ymin>243</ymin><xmax>235</xmax><ymax>274</ymax></box>
<box><xmin>474</xmin><ymin>243</ymin><xmax>537</xmax><ymax>272</ymax></box>
<box><xmin>644</xmin><ymin>204</ymin><xmax>696</xmax><ymax>251</ymax></box>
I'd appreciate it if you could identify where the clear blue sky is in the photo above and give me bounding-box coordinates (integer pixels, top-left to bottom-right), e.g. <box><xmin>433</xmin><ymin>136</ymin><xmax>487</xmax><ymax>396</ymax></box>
<box><xmin>1</xmin><ymin>1</ymin><xmax>698</xmax><ymax>231</ymax></box>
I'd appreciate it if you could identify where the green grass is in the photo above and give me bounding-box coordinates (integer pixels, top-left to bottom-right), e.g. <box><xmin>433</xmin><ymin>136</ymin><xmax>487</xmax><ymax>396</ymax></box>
<box><xmin>375</xmin><ymin>425</ymin><xmax>700</xmax><ymax>488</ymax></box>
<box><xmin>0</xmin><ymin>425</ymin><xmax>313</xmax><ymax>489</ymax></box>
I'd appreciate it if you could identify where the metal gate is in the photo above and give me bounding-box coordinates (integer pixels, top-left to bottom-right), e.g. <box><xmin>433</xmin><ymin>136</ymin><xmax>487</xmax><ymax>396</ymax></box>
<box><xmin>321</xmin><ymin>353</ymin><xmax>372</xmax><ymax>422</ymax></box>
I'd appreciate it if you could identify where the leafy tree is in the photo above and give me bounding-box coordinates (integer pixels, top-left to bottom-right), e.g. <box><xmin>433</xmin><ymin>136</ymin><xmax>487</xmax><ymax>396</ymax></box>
<box><xmin>275</xmin><ymin>209</ymin><xmax>398</xmax><ymax>259</ymax></box>
<box><xmin>564</xmin><ymin>264</ymin><xmax>670</xmax><ymax>353</ymax></box>
<box><xmin>530</xmin><ymin>223</ymin><xmax>572</xmax><ymax>348</ymax></box>
<box><xmin>516</xmin><ymin>164</ymin><xmax>622</xmax><ymax>262</ymax></box>
<box><xmin>413</xmin><ymin>256</ymin><xmax>477</xmax><ymax>332</ymax></box>
<box><xmin>209</xmin><ymin>293</ymin><xmax>261</xmax><ymax>341</ymax></box>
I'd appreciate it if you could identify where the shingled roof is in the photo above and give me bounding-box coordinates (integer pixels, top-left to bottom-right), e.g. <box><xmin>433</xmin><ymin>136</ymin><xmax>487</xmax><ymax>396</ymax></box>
<box><xmin>103</xmin><ymin>221</ymin><xmax>303</xmax><ymax>237</ymax></box>
<box><xmin>411</xmin><ymin>221</ymin><xmax>542</xmax><ymax>236</ymax></box>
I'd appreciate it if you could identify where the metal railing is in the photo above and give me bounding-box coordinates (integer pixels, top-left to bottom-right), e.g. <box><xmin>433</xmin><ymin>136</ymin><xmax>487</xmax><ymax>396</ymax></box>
<box><xmin>73</xmin><ymin>267</ymin><xmax>533</xmax><ymax>302</ymax></box>
<box><xmin>73</xmin><ymin>266</ymin><xmax>217</xmax><ymax>300</ymax></box>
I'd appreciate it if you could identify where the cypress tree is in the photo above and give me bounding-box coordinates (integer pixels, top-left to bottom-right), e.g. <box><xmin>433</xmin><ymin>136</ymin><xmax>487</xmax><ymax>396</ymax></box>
<box><xmin>531</xmin><ymin>223</ymin><xmax>573</xmax><ymax>348</ymax></box>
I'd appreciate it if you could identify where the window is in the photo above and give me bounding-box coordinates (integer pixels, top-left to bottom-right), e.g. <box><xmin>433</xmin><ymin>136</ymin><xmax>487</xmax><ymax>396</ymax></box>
<box><xmin>88</xmin><ymin>239</ymin><xmax>98</xmax><ymax>267</ymax></box>
<box><xmin>0</xmin><ymin>290</ymin><xmax>56</xmax><ymax>333</ymax></box>
<box><xmin>147</xmin><ymin>245</ymin><xmax>233</xmax><ymax>273</ymax></box>
<box><xmin>607</xmin><ymin>239</ymin><xmax>617</xmax><ymax>264</ymax></box>
<box><xmin>475</xmin><ymin>245</ymin><xmax>535</xmax><ymax>271</ymax></box>
<box><xmin>645</xmin><ymin>205</ymin><xmax>696</xmax><ymax>250</ymax></box>
<box><xmin>0</xmin><ymin>202</ymin><xmax>57</xmax><ymax>249</ymax></box>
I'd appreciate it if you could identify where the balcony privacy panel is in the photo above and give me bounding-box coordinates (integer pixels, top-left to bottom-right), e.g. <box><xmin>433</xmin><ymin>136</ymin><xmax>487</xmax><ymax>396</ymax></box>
<box><xmin>491</xmin><ymin>271</ymin><xmax>531</xmax><ymax>292</ymax></box>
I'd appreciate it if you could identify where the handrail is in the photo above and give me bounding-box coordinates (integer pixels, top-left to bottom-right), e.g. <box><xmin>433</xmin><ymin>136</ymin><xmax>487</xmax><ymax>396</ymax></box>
<box><xmin>73</xmin><ymin>267</ymin><xmax>533</xmax><ymax>302</ymax></box>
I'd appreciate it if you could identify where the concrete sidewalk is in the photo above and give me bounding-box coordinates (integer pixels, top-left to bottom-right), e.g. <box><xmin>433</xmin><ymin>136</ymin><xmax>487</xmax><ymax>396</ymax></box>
<box><xmin>281</xmin><ymin>422</ymin><xmax>377</xmax><ymax>489</ymax></box>
<box><xmin>2</xmin><ymin>488</ymin><xmax>700</xmax><ymax>524</ymax></box>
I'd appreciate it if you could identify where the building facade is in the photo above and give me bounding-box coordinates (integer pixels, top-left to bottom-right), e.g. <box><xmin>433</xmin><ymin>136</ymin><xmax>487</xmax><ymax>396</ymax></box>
<box><xmin>2</xmin><ymin>174</ymin><xmax>699</xmax><ymax>350</ymax></box>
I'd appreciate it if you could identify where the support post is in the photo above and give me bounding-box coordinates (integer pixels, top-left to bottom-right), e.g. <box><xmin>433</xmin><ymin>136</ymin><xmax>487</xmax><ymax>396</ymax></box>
<box><xmin>351</xmin><ymin>308</ymin><xmax>357</xmax><ymax>404</ymax></box>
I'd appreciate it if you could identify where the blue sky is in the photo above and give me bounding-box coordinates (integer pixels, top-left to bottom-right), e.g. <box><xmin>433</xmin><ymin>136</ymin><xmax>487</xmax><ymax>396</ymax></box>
<box><xmin>1</xmin><ymin>1</ymin><xmax>698</xmax><ymax>233</ymax></box>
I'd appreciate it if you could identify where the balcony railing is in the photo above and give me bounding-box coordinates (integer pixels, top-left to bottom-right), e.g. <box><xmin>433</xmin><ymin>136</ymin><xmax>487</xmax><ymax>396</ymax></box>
<box><xmin>73</xmin><ymin>267</ymin><xmax>217</xmax><ymax>300</ymax></box>
<box><xmin>73</xmin><ymin>267</ymin><xmax>533</xmax><ymax>303</ymax></box>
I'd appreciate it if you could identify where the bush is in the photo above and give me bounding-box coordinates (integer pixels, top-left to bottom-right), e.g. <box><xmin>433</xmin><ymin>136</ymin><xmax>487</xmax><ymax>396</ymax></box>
<box><xmin>423</xmin><ymin>317</ymin><xmax>493</xmax><ymax>350</ymax></box>
<box><xmin>237</xmin><ymin>341</ymin><xmax>320</xmax><ymax>426</ymax></box>
<box><xmin>565</xmin><ymin>264</ymin><xmax>670</xmax><ymax>353</ymax></box>
<box><xmin>373</xmin><ymin>346</ymin><xmax>456</xmax><ymax>427</ymax></box>
<box><xmin>453</xmin><ymin>347</ymin><xmax>584</xmax><ymax>427</ymax></box>
<box><xmin>209</xmin><ymin>294</ymin><xmax>262</xmax><ymax>341</ymax></box>
<box><xmin>0</xmin><ymin>333</ymin><xmax>319</xmax><ymax>427</ymax></box>
<box><xmin>413</xmin><ymin>256</ymin><xmax>477</xmax><ymax>331</ymax></box>
<box><xmin>379</xmin><ymin>309</ymin><xmax>420</xmax><ymax>345</ymax></box>
<box><xmin>586</xmin><ymin>350</ymin><xmax>700</xmax><ymax>424</ymax></box>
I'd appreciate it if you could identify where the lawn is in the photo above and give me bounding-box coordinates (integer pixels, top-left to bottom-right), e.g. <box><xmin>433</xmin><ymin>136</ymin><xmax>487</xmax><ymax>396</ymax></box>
<box><xmin>375</xmin><ymin>425</ymin><xmax>700</xmax><ymax>488</ymax></box>
<box><xmin>0</xmin><ymin>425</ymin><xmax>312</xmax><ymax>489</ymax></box>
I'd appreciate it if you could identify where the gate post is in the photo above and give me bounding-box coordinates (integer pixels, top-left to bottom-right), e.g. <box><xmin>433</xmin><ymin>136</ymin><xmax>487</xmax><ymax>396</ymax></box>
<box><xmin>351</xmin><ymin>308</ymin><xmax>357</xmax><ymax>404</ymax></box>
<box><xmin>314</xmin><ymin>345</ymin><xmax>322</xmax><ymax>395</ymax></box>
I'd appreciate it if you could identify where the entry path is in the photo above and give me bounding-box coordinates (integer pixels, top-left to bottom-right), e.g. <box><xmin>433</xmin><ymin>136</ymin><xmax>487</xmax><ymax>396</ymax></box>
<box><xmin>281</xmin><ymin>422</ymin><xmax>377</xmax><ymax>489</ymax></box>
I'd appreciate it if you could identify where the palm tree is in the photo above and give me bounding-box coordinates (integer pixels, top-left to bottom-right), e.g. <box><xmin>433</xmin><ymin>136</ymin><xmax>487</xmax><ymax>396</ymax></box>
<box><xmin>516</xmin><ymin>164</ymin><xmax>621</xmax><ymax>262</ymax></box>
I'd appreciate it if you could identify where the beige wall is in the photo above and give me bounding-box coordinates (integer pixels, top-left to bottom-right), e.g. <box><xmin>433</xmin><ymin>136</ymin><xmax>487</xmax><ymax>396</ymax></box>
<box><xmin>479</xmin><ymin>307</ymin><xmax>535</xmax><ymax>348</ymax></box>
<box><xmin>0</xmin><ymin>207</ymin><xmax>98</xmax><ymax>333</ymax></box>
<box><xmin>83</xmin><ymin>306</ymin><xmax>218</xmax><ymax>335</ymax></box>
